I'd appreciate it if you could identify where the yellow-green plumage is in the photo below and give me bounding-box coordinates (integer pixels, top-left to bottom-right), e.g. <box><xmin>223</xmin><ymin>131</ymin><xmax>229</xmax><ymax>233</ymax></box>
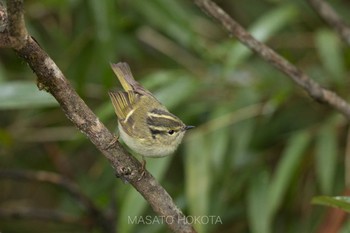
<box><xmin>109</xmin><ymin>62</ymin><xmax>193</xmax><ymax>157</ymax></box>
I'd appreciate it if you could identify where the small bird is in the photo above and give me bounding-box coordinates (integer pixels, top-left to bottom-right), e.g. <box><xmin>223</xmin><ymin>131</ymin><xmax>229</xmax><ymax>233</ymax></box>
<box><xmin>108</xmin><ymin>62</ymin><xmax>194</xmax><ymax>177</ymax></box>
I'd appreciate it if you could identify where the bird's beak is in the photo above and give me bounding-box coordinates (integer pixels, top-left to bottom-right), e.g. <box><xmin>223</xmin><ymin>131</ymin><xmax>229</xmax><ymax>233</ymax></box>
<box><xmin>185</xmin><ymin>125</ymin><xmax>195</xmax><ymax>130</ymax></box>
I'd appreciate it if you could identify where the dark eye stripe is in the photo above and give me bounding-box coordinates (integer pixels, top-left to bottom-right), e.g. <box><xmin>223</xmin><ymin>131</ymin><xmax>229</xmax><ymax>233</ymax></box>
<box><xmin>149</xmin><ymin>128</ymin><xmax>162</xmax><ymax>135</ymax></box>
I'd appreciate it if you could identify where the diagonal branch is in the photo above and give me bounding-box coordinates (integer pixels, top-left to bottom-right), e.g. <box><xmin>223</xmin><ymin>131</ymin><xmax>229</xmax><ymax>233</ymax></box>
<box><xmin>194</xmin><ymin>0</ymin><xmax>350</xmax><ymax>120</ymax></box>
<box><xmin>307</xmin><ymin>0</ymin><xmax>350</xmax><ymax>46</ymax></box>
<box><xmin>0</xmin><ymin>1</ymin><xmax>196</xmax><ymax>233</ymax></box>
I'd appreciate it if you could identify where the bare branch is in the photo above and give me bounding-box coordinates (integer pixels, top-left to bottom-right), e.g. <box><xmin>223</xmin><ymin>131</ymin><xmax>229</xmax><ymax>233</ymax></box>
<box><xmin>1</xmin><ymin>0</ymin><xmax>28</xmax><ymax>49</ymax></box>
<box><xmin>0</xmin><ymin>169</ymin><xmax>114</xmax><ymax>232</ymax></box>
<box><xmin>0</xmin><ymin>207</ymin><xmax>85</xmax><ymax>225</ymax></box>
<box><xmin>194</xmin><ymin>0</ymin><xmax>350</xmax><ymax>120</ymax></box>
<box><xmin>0</xmin><ymin>2</ymin><xmax>7</xmax><ymax>32</ymax></box>
<box><xmin>0</xmin><ymin>1</ymin><xmax>196</xmax><ymax>232</ymax></box>
<box><xmin>0</xmin><ymin>33</ymin><xmax>12</xmax><ymax>47</ymax></box>
<box><xmin>7</xmin><ymin>0</ymin><xmax>26</xmax><ymax>37</ymax></box>
<box><xmin>0</xmin><ymin>3</ymin><xmax>13</xmax><ymax>47</ymax></box>
<box><xmin>308</xmin><ymin>0</ymin><xmax>350</xmax><ymax>46</ymax></box>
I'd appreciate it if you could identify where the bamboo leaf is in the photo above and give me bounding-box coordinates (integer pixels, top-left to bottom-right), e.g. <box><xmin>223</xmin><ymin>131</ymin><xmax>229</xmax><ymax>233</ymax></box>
<box><xmin>247</xmin><ymin>170</ymin><xmax>271</xmax><ymax>233</ymax></box>
<box><xmin>0</xmin><ymin>81</ymin><xmax>57</xmax><ymax>109</ymax></box>
<box><xmin>315</xmin><ymin>119</ymin><xmax>338</xmax><ymax>194</ymax></box>
<box><xmin>118</xmin><ymin>156</ymin><xmax>172</xmax><ymax>233</ymax></box>
<box><xmin>269</xmin><ymin>131</ymin><xmax>311</xmax><ymax>214</ymax></box>
<box><xmin>312</xmin><ymin>196</ymin><xmax>350</xmax><ymax>213</ymax></box>
<box><xmin>224</xmin><ymin>5</ymin><xmax>298</xmax><ymax>68</ymax></box>
<box><xmin>315</xmin><ymin>29</ymin><xmax>345</xmax><ymax>83</ymax></box>
<box><xmin>185</xmin><ymin>134</ymin><xmax>211</xmax><ymax>233</ymax></box>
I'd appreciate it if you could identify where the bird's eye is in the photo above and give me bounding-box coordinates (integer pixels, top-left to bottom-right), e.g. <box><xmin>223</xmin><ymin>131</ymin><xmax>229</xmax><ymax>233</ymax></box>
<box><xmin>168</xmin><ymin>130</ymin><xmax>175</xmax><ymax>135</ymax></box>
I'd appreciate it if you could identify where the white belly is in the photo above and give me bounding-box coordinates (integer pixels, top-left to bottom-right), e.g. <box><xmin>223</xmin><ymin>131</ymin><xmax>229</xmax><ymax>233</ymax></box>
<box><xmin>118</xmin><ymin>123</ymin><xmax>177</xmax><ymax>157</ymax></box>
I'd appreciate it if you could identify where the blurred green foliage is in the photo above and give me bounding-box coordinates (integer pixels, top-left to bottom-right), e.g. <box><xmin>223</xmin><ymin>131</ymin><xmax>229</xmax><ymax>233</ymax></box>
<box><xmin>1</xmin><ymin>0</ymin><xmax>350</xmax><ymax>232</ymax></box>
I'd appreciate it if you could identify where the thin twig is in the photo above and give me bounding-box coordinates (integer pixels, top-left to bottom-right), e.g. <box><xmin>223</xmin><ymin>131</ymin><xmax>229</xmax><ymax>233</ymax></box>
<box><xmin>137</xmin><ymin>26</ymin><xmax>206</xmax><ymax>76</ymax></box>
<box><xmin>308</xmin><ymin>0</ymin><xmax>350</xmax><ymax>46</ymax></box>
<box><xmin>0</xmin><ymin>1</ymin><xmax>196</xmax><ymax>232</ymax></box>
<box><xmin>186</xmin><ymin>103</ymin><xmax>267</xmax><ymax>142</ymax></box>
<box><xmin>194</xmin><ymin>0</ymin><xmax>350</xmax><ymax>120</ymax></box>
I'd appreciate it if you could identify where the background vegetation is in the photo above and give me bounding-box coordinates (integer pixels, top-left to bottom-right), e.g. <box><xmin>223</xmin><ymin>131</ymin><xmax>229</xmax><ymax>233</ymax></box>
<box><xmin>1</xmin><ymin>0</ymin><xmax>350</xmax><ymax>232</ymax></box>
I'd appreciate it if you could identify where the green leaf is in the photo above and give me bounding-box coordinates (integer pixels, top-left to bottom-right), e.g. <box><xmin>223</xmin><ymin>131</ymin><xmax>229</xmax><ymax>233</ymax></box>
<box><xmin>152</xmin><ymin>73</ymin><xmax>198</xmax><ymax>110</ymax></box>
<box><xmin>0</xmin><ymin>128</ymin><xmax>13</xmax><ymax>147</ymax></box>
<box><xmin>232</xmin><ymin>118</ymin><xmax>256</xmax><ymax>167</ymax></box>
<box><xmin>209</xmin><ymin>127</ymin><xmax>229</xmax><ymax>172</ymax></box>
<box><xmin>0</xmin><ymin>81</ymin><xmax>57</xmax><ymax>109</ymax></box>
<box><xmin>0</xmin><ymin>62</ymin><xmax>6</xmax><ymax>83</ymax></box>
<box><xmin>88</xmin><ymin>0</ymin><xmax>112</xmax><ymax>42</ymax></box>
<box><xmin>118</xmin><ymin>156</ymin><xmax>172</xmax><ymax>233</ymax></box>
<box><xmin>131</xmin><ymin>0</ymin><xmax>203</xmax><ymax>50</ymax></box>
<box><xmin>247</xmin><ymin>131</ymin><xmax>310</xmax><ymax>233</ymax></box>
<box><xmin>315</xmin><ymin>29</ymin><xmax>345</xmax><ymax>83</ymax></box>
<box><xmin>185</xmin><ymin>134</ymin><xmax>211</xmax><ymax>233</ymax></box>
<box><xmin>315</xmin><ymin>118</ymin><xmax>338</xmax><ymax>194</ymax></box>
<box><xmin>118</xmin><ymin>187</ymin><xmax>145</xmax><ymax>233</ymax></box>
<box><xmin>224</xmin><ymin>5</ymin><xmax>298</xmax><ymax>68</ymax></box>
<box><xmin>247</xmin><ymin>170</ymin><xmax>271</xmax><ymax>233</ymax></box>
<box><xmin>268</xmin><ymin>131</ymin><xmax>311</xmax><ymax>215</ymax></box>
<box><xmin>312</xmin><ymin>196</ymin><xmax>350</xmax><ymax>213</ymax></box>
